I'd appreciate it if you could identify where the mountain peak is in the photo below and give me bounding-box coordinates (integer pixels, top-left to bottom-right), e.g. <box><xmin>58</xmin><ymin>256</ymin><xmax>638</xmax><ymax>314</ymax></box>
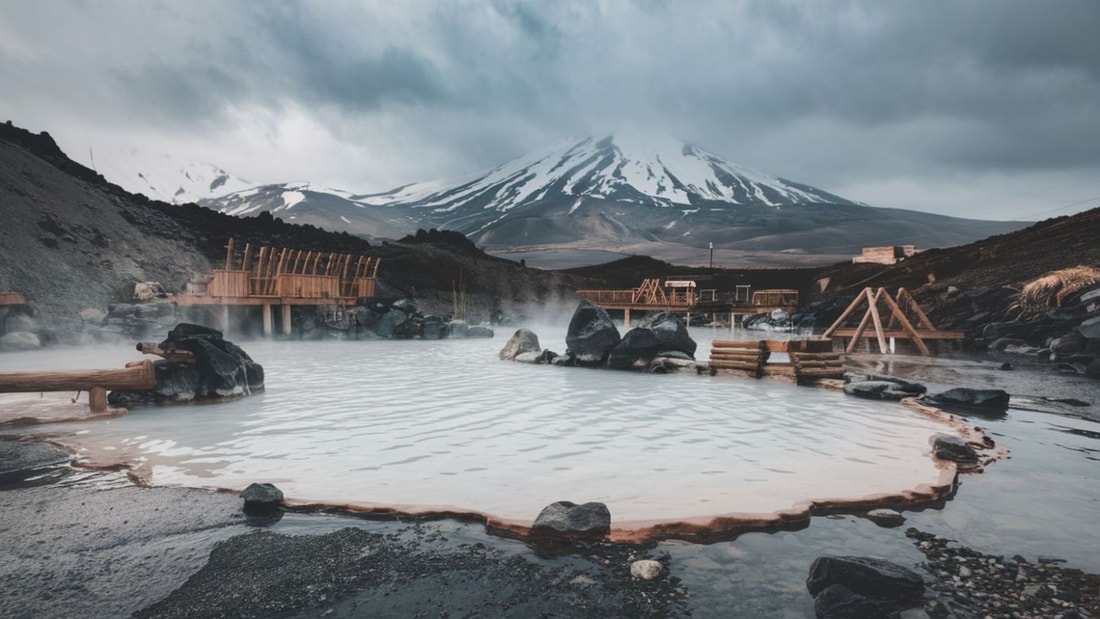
<box><xmin>362</xmin><ymin>134</ymin><xmax>854</xmax><ymax>214</ymax></box>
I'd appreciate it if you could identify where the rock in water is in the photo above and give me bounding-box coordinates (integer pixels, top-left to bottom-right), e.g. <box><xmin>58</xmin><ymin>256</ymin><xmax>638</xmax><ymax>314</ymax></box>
<box><xmin>607</xmin><ymin>313</ymin><xmax>697</xmax><ymax>371</ymax></box>
<box><xmin>844</xmin><ymin>378</ymin><xmax>926</xmax><ymax>401</ymax></box>
<box><xmin>929</xmin><ymin>433</ymin><xmax>979</xmax><ymax>463</ymax></box>
<box><xmin>638</xmin><ymin>312</ymin><xmax>697</xmax><ymax>357</ymax></box>
<box><xmin>866</xmin><ymin>509</ymin><xmax>906</xmax><ymax>527</ymax></box>
<box><xmin>499</xmin><ymin>328</ymin><xmax>541</xmax><ymax>361</ymax></box>
<box><xmin>921</xmin><ymin>388</ymin><xmax>1009</xmax><ymax>416</ymax></box>
<box><xmin>813</xmin><ymin>584</ymin><xmax>906</xmax><ymax>619</ymax></box>
<box><xmin>806</xmin><ymin>556</ymin><xmax>925</xmax><ymax>601</ymax></box>
<box><xmin>240</xmin><ymin>482</ymin><xmax>284</xmax><ymax>514</ymax></box>
<box><xmin>565</xmin><ymin>301</ymin><xmax>620</xmax><ymax>365</ymax></box>
<box><xmin>606</xmin><ymin>327</ymin><xmax>662</xmax><ymax>370</ymax></box>
<box><xmin>108</xmin><ymin>323</ymin><xmax>264</xmax><ymax>407</ymax></box>
<box><xmin>531</xmin><ymin>501</ymin><xmax>611</xmax><ymax>539</ymax></box>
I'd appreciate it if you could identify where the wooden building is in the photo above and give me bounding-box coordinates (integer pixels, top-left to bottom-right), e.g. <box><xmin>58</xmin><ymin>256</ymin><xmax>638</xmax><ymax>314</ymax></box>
<box><xmin>174</xmin><ymin>239</ymin><xmax>380</xmax><ymax>336</ymax></box>
<box><xmin>852</xmin><ymin>245</ymin><xmax>919</xmax><ymax>265</ymax></box>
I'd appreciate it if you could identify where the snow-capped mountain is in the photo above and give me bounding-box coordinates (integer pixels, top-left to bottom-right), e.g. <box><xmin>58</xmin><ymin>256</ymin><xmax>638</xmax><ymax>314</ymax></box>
<box><xmin>200</xmin><ymin>134</ymin><xmax>1028</xmax><ymax>267</ymax></box>
<box><xmin>363</xmin><ymin>134</ymin><xmax>855</xmax><ymax>216</ymax></box>
<box><xmin>87</xmin><ymin>146</ymin><xmax>254</xmax><ymax>204</ymax></box>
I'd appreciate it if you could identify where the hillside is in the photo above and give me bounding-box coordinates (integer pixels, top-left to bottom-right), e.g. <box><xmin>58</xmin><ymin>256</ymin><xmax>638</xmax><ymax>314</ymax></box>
<box><xmin>0</xmin><ymin>122</ymin><xmax>589</xmax><ymax>341</ymax></box>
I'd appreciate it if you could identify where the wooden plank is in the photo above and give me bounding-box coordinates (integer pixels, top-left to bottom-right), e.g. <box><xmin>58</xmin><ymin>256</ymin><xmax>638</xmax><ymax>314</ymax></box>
<box><xmin>792</xmin><ymin>360</ymin><xmax>844</xmax><ymax>369</ymax></box>
<box><xmin>242</xmin><ymin>243</ymin><xmax>252</xmax><ymax>273</ymax></box>
<box><xmin>795</xmin><ymin>368</ymin><xmax>846</xmax><ymax>379</ymax></box>
<box><xmin>712</xmin><ymin>340</ymin><xmax>765</xmax><ymax>349</ymax></box>
<box><xmin>831</xmin><ymin>329</ymin><xmax>965</xmax><ymax>340</ymax></box>
<box><xmin>708</xmin><ymin>361</ymin><xmax>765</xmax><ymax>375</ymax></box>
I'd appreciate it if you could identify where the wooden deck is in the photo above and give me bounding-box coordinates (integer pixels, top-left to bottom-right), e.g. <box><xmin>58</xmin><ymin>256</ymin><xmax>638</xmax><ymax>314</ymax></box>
<box><xmin>576</xmin><ymin>279</ymin><xmax>799</xmax><ymax>325</ymax></box>
<box><xmin>172</xmin><ymin>239</ymin><xmax>380</xmax><ymax>335</ymax></box>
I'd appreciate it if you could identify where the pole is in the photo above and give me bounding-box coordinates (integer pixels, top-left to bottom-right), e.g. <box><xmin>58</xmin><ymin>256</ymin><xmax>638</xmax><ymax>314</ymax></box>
<box><xmin>709</xmin><ymin>242</ymin><xmax>714</xmax><ymax>268</ymax></box>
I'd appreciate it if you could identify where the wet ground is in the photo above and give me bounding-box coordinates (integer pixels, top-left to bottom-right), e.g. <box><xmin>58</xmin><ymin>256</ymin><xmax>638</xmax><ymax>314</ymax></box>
<box><xmin>2</xmin><ymin>351</ymin><xmax>1098</xmax><ymax>618</ymax></box>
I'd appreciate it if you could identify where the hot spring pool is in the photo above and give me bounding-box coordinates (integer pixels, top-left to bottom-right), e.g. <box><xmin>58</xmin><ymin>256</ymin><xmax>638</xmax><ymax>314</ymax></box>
<box><xmin>1</xmin><ymin>327</ymin><xmax>962</xmax><ymax>525</ymax></box>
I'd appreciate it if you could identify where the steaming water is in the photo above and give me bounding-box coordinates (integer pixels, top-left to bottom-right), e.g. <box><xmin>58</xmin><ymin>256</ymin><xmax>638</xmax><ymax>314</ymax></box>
<box><xmin>1</xmin><ymin>327</ymin><xmax>956</xmax><ymax>524</ymax></box>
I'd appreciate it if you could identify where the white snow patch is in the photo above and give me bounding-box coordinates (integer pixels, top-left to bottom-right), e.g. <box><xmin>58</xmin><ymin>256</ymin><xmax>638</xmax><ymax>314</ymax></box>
<box><xmin>281</xmin><ymin>191</ymin><xmax>306</xmax><ymax>210</ymax></box>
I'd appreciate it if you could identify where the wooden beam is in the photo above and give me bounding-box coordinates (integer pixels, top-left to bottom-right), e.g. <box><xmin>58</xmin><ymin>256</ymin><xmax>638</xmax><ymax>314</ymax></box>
<box><xmin>823</xmin><ymin>292</ymin><xmax>868</xmax><ymax>338</ymax></box>
<box><xmin>898</xmin><ymin>288</ymin><xmax>936</xmax><ymax>331</ymax></box>
<box><xmin>0</xmin><ymin>360</ymin><xmax>155</xmax><ymax>393</ymax></box>
<box><xmin>845</xmin><ymin>289</ymin><xmax>878</xmax><ymax>354</ymax></box>
<box><xmin>242</xmin><ymin>243</ymin><xmax>252</xmax><ymax>273</ymax></box>
<box><xmin>881</xmin><ymin>289</ymin><xmax>931</xmax><ymax>356</ymax></box>
<box><xmin>867</xmin><ymin>287</ymin><xmax>889</xmax><ymax>354</ymax></box>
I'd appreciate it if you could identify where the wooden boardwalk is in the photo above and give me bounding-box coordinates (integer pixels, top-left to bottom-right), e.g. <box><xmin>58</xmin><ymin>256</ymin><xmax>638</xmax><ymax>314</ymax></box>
<box><xmin>576</xmin><ymin>279</ymin><xmax>799</xmax><ymax>325</ymax></box>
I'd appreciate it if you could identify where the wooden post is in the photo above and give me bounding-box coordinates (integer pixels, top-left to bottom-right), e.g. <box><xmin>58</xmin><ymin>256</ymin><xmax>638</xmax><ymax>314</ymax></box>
<box><xmin>624</xmin><ymin>307</ymin><xmax>631</xmax><ymax>327</ymax></box>
<box><xmin>224</xmin><ymin>238</ymin><xmax>235</xmax><ymax>270</ymax></box>
<box><xmin>89</xmin><ymin>387</ymin><xmax>107</xmax><ymax>413</ymax></box>
<box><xmin>864</xmin><ymin>288</ymin><xmax>887</xmax><ymax>353</ymax></box>
<box><xmin>282</xmin><ymin>304</ymin><xmax>293</xmax><ymax>335</ymax></box>
<box><xmin>262</xmin><ymin>303</ymin><xmax>273</xmax><ymax>337</ymax></box>
<box><xmin>845</xmin><ymin>292</ymin><xmax>877</xmax><ymax>354</ymax></box>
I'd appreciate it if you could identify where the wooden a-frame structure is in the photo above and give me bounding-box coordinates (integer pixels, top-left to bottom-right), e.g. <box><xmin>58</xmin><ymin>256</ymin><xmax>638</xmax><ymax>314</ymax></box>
<box><xmin>822</xmin><ymin>287</ymin><xmax>963</xmax><ymax>356</ymax></box>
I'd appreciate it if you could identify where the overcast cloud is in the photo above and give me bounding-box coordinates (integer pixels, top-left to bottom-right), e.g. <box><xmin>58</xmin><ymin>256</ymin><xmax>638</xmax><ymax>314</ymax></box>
<box><xmin>2</xmin><ymin>0</ymin><xmax>1099</xmax><ymax>220</ymax></box>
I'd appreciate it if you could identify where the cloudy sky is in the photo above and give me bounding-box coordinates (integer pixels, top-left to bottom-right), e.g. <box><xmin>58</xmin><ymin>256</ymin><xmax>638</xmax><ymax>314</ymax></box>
<box><xmin>2</xmin><ymin>0</ymin><xmax>1099</xmax><ymax>220</ymax></box>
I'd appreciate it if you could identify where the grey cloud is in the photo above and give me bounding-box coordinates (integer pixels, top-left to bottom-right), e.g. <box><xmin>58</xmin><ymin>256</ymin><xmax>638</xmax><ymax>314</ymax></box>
<box><xmin>1</xmin><ymin>0</ymin><xmax>1098</xmax><ymax>218</ymax></box>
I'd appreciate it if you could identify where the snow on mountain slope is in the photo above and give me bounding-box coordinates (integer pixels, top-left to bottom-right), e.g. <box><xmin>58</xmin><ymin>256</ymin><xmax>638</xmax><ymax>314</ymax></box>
<box><xmin>87</xmin><ymin>146</ymin><xmax>254</xmax><ymax>204</ymax></box>
<box><xmin>361</xmin><ymin>134</ymin><xmax>855</xmax><ymax>213</ymax></box>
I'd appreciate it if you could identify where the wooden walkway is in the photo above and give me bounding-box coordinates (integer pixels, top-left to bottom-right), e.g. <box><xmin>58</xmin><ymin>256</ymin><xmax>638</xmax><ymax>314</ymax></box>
<box><xmin>577</xmin><ymin>279</ymin><xmax>799</xmax><ymax>325</ymax></box>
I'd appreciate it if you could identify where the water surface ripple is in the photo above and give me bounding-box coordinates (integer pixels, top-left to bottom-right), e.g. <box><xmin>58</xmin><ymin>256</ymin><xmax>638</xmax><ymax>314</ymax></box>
<box><xmin>3</xmin><ymin>328</ymin><xmax>955</xmax><ymax>522</ymax></box>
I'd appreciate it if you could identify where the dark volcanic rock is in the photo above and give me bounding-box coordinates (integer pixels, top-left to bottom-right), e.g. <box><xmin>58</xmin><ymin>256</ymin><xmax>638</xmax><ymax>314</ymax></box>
<box><xmin>638</xmin><ymin>312</ymin><xmax>697</xmax><ymax>357</ymax></box>
<box><xmin>108</xmin><ymin>323</ymin><xmax>264</xmax><ymax>407</ymax></box>
<box><xmin>844</xmin><ymin>379</ymin><xmax>927</xmax><ymax>401</ymax></box>
<box><xmin>530</xmin><ymin>500</ymin><xmax>611</xmax><ymax>539</ymax></box>
<box><xmin>499</xmin><ymin>328</ymin><xmax>541</xmax><ymax>361</ymax></box>
<box><xmin>929</xmin><ymin>433</ymin><xmax>979</xmax><ymax>463</ymax></box>
<box><xmin>921</xmin><ymin>388</ymin><xmax>1010</xmax><ymax>416</ymax></box>
<box><xmin>607</xmin><ymin>327</ymin><xmax>662</xmax><ymax>370</ymax></box>
<box><xmin>813</xmin><ymin>584</ymin><xmax>906</xmax><ymax>619</ymax></box>
<box><xmin>607</xmin><ymin>314</ymin><xmax>697</xmax><ymax>371</ymax></box>
<box><xmin>565</xmin><ymin>301</ymin><xmax>620</xmax><ymax>364</ymax></box>
<box><xmin>1081</xmin><ymin>316</ymin><xmax>1100</xmax><ymax>340</ymax></box>
<box><xmin>239</xmin><ymin>482</ymin><xmax>284</xmax><ymax>514</ymax></box>
<box><xmin>806</xmin><ymin>555</ymin><xmax>924</xmax><ymax>601</ymax></box>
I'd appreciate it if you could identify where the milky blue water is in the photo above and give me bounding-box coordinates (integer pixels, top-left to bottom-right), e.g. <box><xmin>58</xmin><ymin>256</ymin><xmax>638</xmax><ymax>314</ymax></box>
<box><xmin>0</xmin><ymin>326</ymin><xmax>958</xmax><ymax>524</ymax></box>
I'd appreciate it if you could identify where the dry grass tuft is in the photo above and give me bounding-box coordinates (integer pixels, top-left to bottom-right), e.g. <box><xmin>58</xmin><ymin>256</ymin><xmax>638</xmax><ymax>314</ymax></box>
<box><xmin>1009</xmin><ymin>266</ymin><xmax>1100</xmax><ymax>319</ymax></box>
